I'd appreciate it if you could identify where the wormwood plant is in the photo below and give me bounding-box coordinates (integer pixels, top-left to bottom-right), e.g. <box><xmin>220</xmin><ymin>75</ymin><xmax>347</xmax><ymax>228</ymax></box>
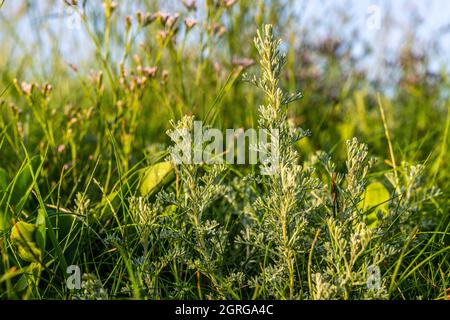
<box><xmin>154</xmin><ymin>24</ymin><xmax>382</xmax><ymax>299</ymax></box>
<box><xmin>162</xmin><ymin>116</ymin><xmax>231</xmax><ymax>298</ymax></box>
<box><xmin>231</xmin><ymin>24</ymin><xmax>441</xmax><ymax>299</ymax></box>
<box><xmin>239</xmin><ymin>25</ymin><xmax>317</xmax><ymax>299</ymax></box>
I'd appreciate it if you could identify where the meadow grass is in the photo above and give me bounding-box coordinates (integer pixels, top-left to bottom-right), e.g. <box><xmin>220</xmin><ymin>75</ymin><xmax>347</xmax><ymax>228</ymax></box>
<box><xmin>0</xmin><ymin>1</ymin><xmax>449</xmax><ymax>299</ymax></box>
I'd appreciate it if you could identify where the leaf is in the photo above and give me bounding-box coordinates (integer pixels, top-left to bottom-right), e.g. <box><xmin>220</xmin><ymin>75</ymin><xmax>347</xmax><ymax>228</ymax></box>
<box><xmin>10</xmin><ymin>221</ymin><xmax>42</xmax><ymax>263</ymax></box>
<box><xmin>140</xmin><ymin>162</ymin><xmax>175</xmax><ymax>197</ymax></box>
<box><xmin>35</xmin><ymin>208</ymin><xmax>46</xmax><ymax>251</ymax></box>
<box><xmin>359</xmin><ymin>181</ymin><xmax>390</xmax><ymax>228</ymax></box>
<box><xmin>0</xmin><ymin>167</ymin><xmax>10</xmax><ymax>231</ymax></box>
<box><xmin>0</xmin><ymin>210</ymin><xmax>11</xmax><ymax>232</ymax></box>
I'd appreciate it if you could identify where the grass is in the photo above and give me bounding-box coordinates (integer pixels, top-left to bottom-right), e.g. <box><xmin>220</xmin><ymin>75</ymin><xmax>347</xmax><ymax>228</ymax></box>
<box><xmin>0</xmin><ymin>0</ymin><xmax>449</xmax><ymax>300</ymax></box>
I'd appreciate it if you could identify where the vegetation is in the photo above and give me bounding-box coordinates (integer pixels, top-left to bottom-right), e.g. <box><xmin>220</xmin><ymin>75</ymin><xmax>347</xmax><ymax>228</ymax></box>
<box><xmin>0</xmin><ymin>1</ymin><xmax>448</xmax><ymax>300</ymax></box>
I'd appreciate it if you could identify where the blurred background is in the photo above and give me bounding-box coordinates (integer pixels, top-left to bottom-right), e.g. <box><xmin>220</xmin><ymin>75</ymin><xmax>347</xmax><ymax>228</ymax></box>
<box><xmin>0</xmin><ymin>0</ymin><xmax>449</xmax><ymax>193</ymax></box>
<box><xmin>2</xmin><ymin>1</ymin><xmax>450</xmax><ymax>80</ymax></box>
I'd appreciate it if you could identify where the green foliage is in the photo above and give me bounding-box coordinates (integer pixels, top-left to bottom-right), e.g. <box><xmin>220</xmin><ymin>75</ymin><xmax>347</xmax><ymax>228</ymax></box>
<box><xmin>0</xmin><ymin>1</ymin><xmax>448</xmax><ymax>300</ymax></box>
<box><xmin>360</xmin><ymin>182</ymin><xmax>390</xmax><ymax>228</ymax></box>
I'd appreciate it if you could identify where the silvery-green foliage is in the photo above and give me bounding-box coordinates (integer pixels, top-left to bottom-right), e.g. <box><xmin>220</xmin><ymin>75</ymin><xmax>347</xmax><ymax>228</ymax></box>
<box><xmin>241</xmin><ymin>24</ymin><xmax>320</xmax><ymax>299</ymax></box>
<box><xmin>241</xmin><ymin>25</ymin><xmax>398</xmax><ymax>300</ymax></box>
<box><xmin>73</xmin><ymin>273</ymin><xmax>108</xmax><ymax>300</ymax></box>
<box><xmin>311</xmin><ymin>139</ymin><xmax>392</xmax><ymax>299</ymax></box>
<box><xmin>160</xmin><ymin>115</ymin><xmax>231</xmax><ymax>298</ymax></box>
<box><xmin>342</xmin><ymin>138</ymin><xmax>375</xmax><ymax>216</ymax></box>
<box><xmin>129</xmin><ymin>196</ymin><xmax>160</xmax><ymax>251</ymax></box>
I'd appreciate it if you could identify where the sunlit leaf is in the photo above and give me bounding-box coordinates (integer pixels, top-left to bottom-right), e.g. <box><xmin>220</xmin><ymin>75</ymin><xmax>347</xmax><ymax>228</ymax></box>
<box><xmin>359</xmin><ymin>181</ymin><xmax>390</xmax><ymax>228</ymax></box>
<box><xmin>140</xmin><ymin>162</ymin><xmax>175</xmax><ymax>197</ymax></box>
<box><xmin>35</xmin><ymin>209</ymin><xmax>46</xmax><ymax>251</ymax></box>
<box><xmin>10</xmin><ymin>221</ymin><xmax>42</xmax><ymax>263</ymax></box>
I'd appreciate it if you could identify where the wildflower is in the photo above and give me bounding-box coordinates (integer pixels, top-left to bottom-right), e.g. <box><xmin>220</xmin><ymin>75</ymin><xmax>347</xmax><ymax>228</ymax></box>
<box><xmin>210</xmin><ymin>23</ymin><xmax>226</xmax><ymax>37</ymax></box>
<box><xmin>137</xmin><ymin>11</ymin><xmax>157</xmax><ymax>27</ymax></box>
<box><xmin>57</xmin><ymin>144</ymin><xmax>66</xmax><ymax>153</ymax></box>
<box><xmin>129</xmin><ymin>75</ymin><xmax>147</xmax><ymax>91</ymax></box>
<box><xmin>166</xmin><ymin>13</ymin><xmax>180</xmax><ymax>29</ymax></box>
<box><xmin>19</xmin><ymin>81</ymin><xmax>34</xmax><ymax>96</ymax></box>
<box><xmin>144</xmin><ymin>12</ymin><xmax>158</xmax><ymax>27</ymax></box>
<box><xmin>156</xmin><ymin>30</ymin><xmax>169</xmax><ymax>45</ymax></box>
<box><xmin>88</xmin><ymin>70</ymin><xmax>103</xmax><ymax>87</ymax></box>
<box><xmin>184</xmin><ymin>18</ymin><xmax>197</xmax><ymax>31</ymax></box>
<box><xmin>102</xmin><ymin>1</ymin><xmax>118</xmax><ymax>19</ymax></box>
<box><xmin>157</xmin><ymin>12</ymin><xmax>170</xmax><ymax>26</ymax></box>
<box><xmin>213</xmin><ymin>61</ymin><xmax>222</xmax><ymax>74</ymax></box>
<box><xmin>182</xmin><ymin>0</ymin><xmax>197</xmax><ymax>11</ymax></box>
<box><xmin>63</xmin><ymin>162</ymin><xmax>73</xmax><ymax>171</ymax></box>
<box><xmin>19</xmin><ymin>80</ymin><xmax>35</xmax><ymax>97</ymax></box>
<box><xmin>41</xmin><ymin>83</ymin><xmax>52</xmax><ymax>97</ymax></box>
<box><xmin>142</xmin><ymin>66</ymin><xmax>158</xmax><ymax>78</ymax></box>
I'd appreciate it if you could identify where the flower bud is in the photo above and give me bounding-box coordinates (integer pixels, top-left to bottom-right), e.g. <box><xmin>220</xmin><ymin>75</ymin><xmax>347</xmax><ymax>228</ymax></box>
<box><xmin>166</xmin><ymin>13</ymin><xmax>180</xmax><ymax>29</ymax></box>
<box><xmin>157</xmin><ymin>12</ymin><xmax>170</xmax><ymax>26</ymax></box>
<box><xmin>103</xmin><ymin>1</ymin><xmax>118</xmax><ymax>19</ymax></box>
<box><xmin>182</xmin><ymin>0</ymin><xmax>197</xmax><ymax>11</ymax></box>
<box><xmin>125</xmin><ymin>15</ymin><xmax>132</xmax><ymax>31</ymax></box>
<box><xmin>184</xmin><ymin>18</ymin><xmax>197</xmax><ymax>31</ymax></box>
